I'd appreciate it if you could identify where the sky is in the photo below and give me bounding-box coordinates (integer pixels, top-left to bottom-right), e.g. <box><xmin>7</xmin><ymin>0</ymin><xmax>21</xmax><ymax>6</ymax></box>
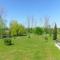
<box><xmin>0</xmin><ymin>0</ymin><xmax>60</xmax><ymax>27</ymax></box>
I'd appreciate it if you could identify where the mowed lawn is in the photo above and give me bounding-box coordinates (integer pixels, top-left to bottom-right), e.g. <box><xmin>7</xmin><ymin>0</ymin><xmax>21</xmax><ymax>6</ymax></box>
<box><xmin>0</xmin><ymin>34</ymin><xmax>60</xmax><ymax>60</ymax></box>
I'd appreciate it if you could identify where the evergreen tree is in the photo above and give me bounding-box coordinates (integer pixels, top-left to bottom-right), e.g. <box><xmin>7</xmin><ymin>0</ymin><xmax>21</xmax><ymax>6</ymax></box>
<box><xmin>53</xmin><ymin>23</ymin><xmax>57</xmax><ymax>40</ymax></box>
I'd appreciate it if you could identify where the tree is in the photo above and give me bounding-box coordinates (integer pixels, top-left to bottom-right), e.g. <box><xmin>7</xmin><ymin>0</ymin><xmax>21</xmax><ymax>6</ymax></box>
<box><xmin>43</xmin><ymin>17</ymin><xmax>50</xmax><ymax>40</ymax></box>
<box><xmin>44</xmin><ymin>17</ymin><xmax>49</xmax><ymax>34</ymax></box>
<box><xmin>27</xmin><ymin>17</ymin><xmax>30</xmax><ymax>38</ymax></box>
<box><xmin>17</xmin><ymin>23</ymin><xmax>26</xmax><ymax>36</ymax></box>
<box><xmin>31</xmin><ymin>16</ymin><xmax>34</xmax><ymax>29</ymax></box>
<box><xmin>9</xmin><ymin>20</ymin><xmax>18</xmax><ymax>36</ymax></box>
<box><xmin>9</xmin><ymin>20</ymin><xmax>26</xmax><ymax>36</ymax></box>
<box><xmin>53</xmin><ymin>23</ymin><xmax>57</xmax><ymax>40</ymax></box>
<box><xmin>34</xmin><ymin>27</ymin><xmax>43</xmax><ymax>35</ymax></box>
<box><xmin>0</xmin><ymin>16</ymin><xmax>6</xmax><ymax>38</ymax></box>
<box><xmin>0</xmin><ymin>6</ymin><xmax>6</xmax><ymax>38</ymax></box>
<box><xmin>48</xmin><ymin>25</ymin><xmax>52</xmax><ymax>36</ymax></box>
<box><xmin>0</xmin><ymin>6</ymin><xmax>12</xmax><ymax>45</ymax></box>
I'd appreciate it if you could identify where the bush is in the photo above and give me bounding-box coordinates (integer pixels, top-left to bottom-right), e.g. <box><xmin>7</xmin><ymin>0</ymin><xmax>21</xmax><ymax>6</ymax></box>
<box><xmin>4</xmin><ymin>38</ymin><xmax>12</xmax><ymax>45</ymax></box>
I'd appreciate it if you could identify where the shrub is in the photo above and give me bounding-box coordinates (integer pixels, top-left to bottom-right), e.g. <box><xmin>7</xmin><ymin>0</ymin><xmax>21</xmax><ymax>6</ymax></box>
<box><xmin>4</xmin><ymin>38</ymin><xmax>12</xmax><ymax>45</ymax></box>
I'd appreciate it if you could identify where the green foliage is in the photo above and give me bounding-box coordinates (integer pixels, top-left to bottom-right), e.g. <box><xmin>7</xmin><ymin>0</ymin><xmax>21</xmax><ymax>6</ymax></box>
<box><xmin>0</xmin><ymin>16</ymin><xmax>6</xmax><ymax>38</ymax></box>
<box><xmin>9</xmin><ymin>20</ymin><xmax>18</xmax><ymax>36</ymax></box>
<box><xmin>26</xmin><ymin>28</ymin><xmax>33</xmax><ymax>33</ymax></box>
<box><xmin>4</xmin><ymin>38</ymin><xmax>12</xmax><ymax>45</ymax></box>
<box><xmin>17</xmin><ymin>24</ymin><xmax>26</xmax><ymax>36</ymax></box>
<box><xmin>44</xmin><ymin>27</ymin><xmax>49</xmax><ymax>34</ymax></box>
<box><xmin>34</xmin><ymin>27</ymin><xmax>43</xmax><ymax>35</ymax></box>
<box><xmin>9</xmin><ymin>20</ymin><xmax>26</xmax><ymax>36</ymax></box>
<box><xmin>53</xmin><ymin>23</ymin><xmax>57</xmax><ymax>40</ymax></box>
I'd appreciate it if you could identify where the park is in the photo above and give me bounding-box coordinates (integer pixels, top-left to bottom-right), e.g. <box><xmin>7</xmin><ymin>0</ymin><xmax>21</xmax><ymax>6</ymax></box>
<box><xmin>0</xmin><ymin>16</ymin><xmax>60</xmax><ymax>60</ymax></box>
<box><xmin>0</xmin><ymin>0</ymin><xmax>60</xmax><ymax>60</ymax></box>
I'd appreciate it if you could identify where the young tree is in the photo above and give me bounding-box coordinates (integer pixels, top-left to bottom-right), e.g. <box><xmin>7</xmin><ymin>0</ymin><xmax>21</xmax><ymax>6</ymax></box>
<box><xmin>27</xmin><ymin>17</ymin><xmax>30</xmax><ymax>38</ymax></box>
<box><xmin>48</xmin><ymin>25</ymin><xmax>52</xmax><ymax>36</ymax></box>
<box><xmin>44</xmin><ymin>17</ymin><xmax>50</xmax><ymax>40</ymax></box>
<box><xmin>0</xmin><ymin>6</ymin><xmax>6</xmax><ymax>38</ymax></box>
<box><xmin>53</xmin><ymin>23</ymin><xmax>57</xmax><ymax>40</ymax></box>
<box><xmin>0</xmin><ymin>16</ymin><xmax>6</xmax><ymax>38</ymax></box>
<box><xmin>31</xmin><ymin>16</ymin><xmax>34</xmax><ymax>28</ymax></box>
<box><xmin>44</xmin><ymin>17</ymin><xmax>49</xmax><ymax>34</ymax></box>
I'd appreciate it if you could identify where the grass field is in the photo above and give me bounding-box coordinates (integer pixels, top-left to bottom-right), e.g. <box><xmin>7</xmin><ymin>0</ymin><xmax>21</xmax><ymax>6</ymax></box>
<box><xmin>0</xmin><ymin>34</ymin><xmax>60</xmax><ymax>60</ymax></box>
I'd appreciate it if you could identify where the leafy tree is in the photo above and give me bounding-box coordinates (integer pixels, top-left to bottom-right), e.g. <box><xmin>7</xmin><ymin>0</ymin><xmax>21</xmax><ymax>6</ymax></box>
<box><xmin>9</xmin><ymin>20</ymin><xmax>26</xmax><ymax>36</ymax></box>
<box><xmin>9</xmin><ymin>20</ymin><xmax>18</xmax><ymax>36</ymax></box>
<box><xmin>17</xmin><ymin>23</ymin><xmax>26</xmax><ymax>36</ymax></box>
<box><xmin>34</xmin><ymin>27</ymin><xmax>43</xmax><ymax>35</ymax></box>
<box><xmin>53</xmin><ymin>23</ymin><xmax>57</xmax><ymax>40</ymax></box>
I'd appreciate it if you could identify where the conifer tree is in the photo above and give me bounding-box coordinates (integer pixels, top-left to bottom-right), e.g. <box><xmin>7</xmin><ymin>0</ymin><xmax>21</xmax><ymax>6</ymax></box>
<box><xmin>53</xmin><ymin>23</ymin><xmax>57</xmax><ymax>40</ymax></box>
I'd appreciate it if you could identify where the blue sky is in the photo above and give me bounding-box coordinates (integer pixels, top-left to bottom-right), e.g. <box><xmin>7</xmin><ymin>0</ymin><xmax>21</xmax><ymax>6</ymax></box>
<box><xmin>0</xmin><ymin>0</ymin><xmax>60</xmax><ymax>27</ymax></box>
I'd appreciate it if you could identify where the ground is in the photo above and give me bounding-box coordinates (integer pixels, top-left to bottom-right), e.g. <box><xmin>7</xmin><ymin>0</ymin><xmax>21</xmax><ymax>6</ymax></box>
<box><xmin>0</xmin><ymin>34</ymin><xmax>60</xmax><ymax>60</ymax></box>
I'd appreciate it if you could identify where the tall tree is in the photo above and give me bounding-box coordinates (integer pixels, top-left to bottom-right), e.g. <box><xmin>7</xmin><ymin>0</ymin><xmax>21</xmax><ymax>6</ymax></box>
<box><xmin>31</xmin><ymin>16</ymin><xmax>34</xmax><ymax>28</ymax></box>
<box><xmin>53</xmin><ymin>23</ymin><xmax>57</xmax><ymax>40</ymax></box>
<box><xmin>0</xmin><ymin>6</ymin><xmax>6</xmax><ymax>38</ymax></box>
<box><xmin>48</xmin><ymin>25</ymin><xmax>52</xmax><ymax>36</ymax></box>
<box><xmin>27</xmin><ymin>17</ymin><xmax>30</xmax><ymax>38</ymax></box>
<box><xmin>0</xmin><ymin>16</ymin><xmax>6</xmax><ymax>38</ymax></box>
<box><xmin>44</xmin><ymin>17</ymin><xmax>49</xmax><ymax>34</ymax></box>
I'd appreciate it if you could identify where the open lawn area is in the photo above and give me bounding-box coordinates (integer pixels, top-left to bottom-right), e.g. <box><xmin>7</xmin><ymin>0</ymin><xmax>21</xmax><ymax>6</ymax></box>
<box><xmin>0</xmin><ymin>34</ymin><xmax>60</xmax><ymax>60</ymax></box>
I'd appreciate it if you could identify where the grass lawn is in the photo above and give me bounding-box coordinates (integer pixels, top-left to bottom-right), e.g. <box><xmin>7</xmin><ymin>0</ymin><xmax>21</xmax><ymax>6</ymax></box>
<box><xmin>0</xmin><ymin>34</ymin><xmax>60</xmax><ymax>60</ymax></box>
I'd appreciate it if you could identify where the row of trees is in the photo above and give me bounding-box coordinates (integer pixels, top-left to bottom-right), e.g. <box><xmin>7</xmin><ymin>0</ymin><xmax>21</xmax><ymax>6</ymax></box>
<box><xmin>0</xmin><ymin>16</ymin><xmax>58</xmax><ymax>45</ymax></box>
<box><xmin>0</xmin><ymin>16</ymin><xmax>57</xmax><ymax>37</ymax></box>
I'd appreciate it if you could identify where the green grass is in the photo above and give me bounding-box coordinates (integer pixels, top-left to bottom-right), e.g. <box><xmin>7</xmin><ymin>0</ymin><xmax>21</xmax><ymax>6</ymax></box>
<box><xmin>0</xmin><ymin>34</ymin><xmax>60</xmax><ymax>60</ymax></box>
